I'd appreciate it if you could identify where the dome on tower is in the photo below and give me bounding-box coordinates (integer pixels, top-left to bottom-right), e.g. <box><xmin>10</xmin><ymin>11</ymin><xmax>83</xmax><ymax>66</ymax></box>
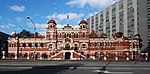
<box><xmin>47</xmin><ymin>19</ymin><xmax>57</xmax><ymax>25</ymax></box>
<box><xmin>79</xmin><ymin>20</ymin><xmax>88</xmax><ymax>25</ymax></box>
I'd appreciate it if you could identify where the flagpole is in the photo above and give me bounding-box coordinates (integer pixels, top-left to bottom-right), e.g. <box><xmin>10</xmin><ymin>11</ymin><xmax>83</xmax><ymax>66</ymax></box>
<box><xmin>67</xmin><ymin>14</ymin><xmax>69</xmax><ymax>25</ymax></box>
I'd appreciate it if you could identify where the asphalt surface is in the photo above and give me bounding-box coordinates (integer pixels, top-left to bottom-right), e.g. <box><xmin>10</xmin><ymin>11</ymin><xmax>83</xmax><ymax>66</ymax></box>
<box><xmin>0</xmin><ymin>60</ymin><xmax>150</xmax><ymax>74</ymax></box>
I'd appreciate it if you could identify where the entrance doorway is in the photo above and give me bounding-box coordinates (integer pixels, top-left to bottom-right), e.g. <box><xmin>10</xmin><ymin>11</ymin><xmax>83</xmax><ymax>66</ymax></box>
<box><xmin>65</xmin><ymin>52</ymin><xmax>71</xmax><ymax>59</ymax></box>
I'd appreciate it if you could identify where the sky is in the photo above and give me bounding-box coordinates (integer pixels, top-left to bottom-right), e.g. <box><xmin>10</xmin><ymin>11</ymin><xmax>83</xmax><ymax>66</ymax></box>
<box><xmin>0</xmin><ymin>0</ymin><xmax>119</xmax><ymax>36</ymax></box>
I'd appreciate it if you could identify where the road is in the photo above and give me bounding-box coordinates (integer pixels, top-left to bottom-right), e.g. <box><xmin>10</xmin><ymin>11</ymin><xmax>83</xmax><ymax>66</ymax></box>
<box><xmin>0</xmin><ymin>60</ymin><xmax>150</xmax><ymax>74</ymax></box>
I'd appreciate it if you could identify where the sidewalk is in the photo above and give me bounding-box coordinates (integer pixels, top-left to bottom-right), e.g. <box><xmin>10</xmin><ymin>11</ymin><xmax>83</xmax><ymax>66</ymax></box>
<box><xmin>0</xmin><ymin>60</ymin><xmax>150</xmax><ymax>66</ymax></box>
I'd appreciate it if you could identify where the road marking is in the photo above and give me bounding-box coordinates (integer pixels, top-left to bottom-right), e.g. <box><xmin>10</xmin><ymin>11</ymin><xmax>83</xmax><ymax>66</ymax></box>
<box><xmin>92</xmin><ymin>70</ymin><xmax>133</xmax><ymax>74</ymax></box>
<box><xmin>107</xmin><ymin>67</ymin><xmax>150</xmax><ymax>70</ymax></box>
<box><xmin>76</xmin><ymin>67</ymin><xmax>102</xmax><ymax>69</ymax></box>
<box><xmin>105</xmin><ymin>71</ymin><xmax>133</xmax><ymax>74</ymax></box>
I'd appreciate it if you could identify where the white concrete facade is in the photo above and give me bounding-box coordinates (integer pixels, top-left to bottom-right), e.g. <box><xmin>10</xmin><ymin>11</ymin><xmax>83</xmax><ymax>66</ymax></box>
<box><xmin>87</xmin><ymin>0</ymin><xmax>140</xmax><ymax>37</ymax></box>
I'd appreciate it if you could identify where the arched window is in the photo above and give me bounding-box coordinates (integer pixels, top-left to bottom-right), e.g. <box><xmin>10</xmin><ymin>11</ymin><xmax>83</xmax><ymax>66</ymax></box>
<box><xmin>82</xmin><ymin>33</ymin><xmax>86</xmax><ymax>38</ymax></box>
<box><xmin>29</xmin><ymin>43</ymin><xmax>32</xmax><ymax>47</ymax></box>
<box><xmin>81</xmin><ymin>44</ymin><xmax>87</xmax><ymax>48</ymax></box>
<box><xmin>23</xmin><ymin>43</ymin><xmax>26</xmax><ymax>47</ymax></box>
<box><xmin>49</xmin><ymin>44</ymin><xmax>53</xmax><ymax>49</ymax></box>
<box><xmin>74</xmin><ymin>33</ymin><xmax>76</xmax><ymax>38</ymax></box>
<box><xmin>58</xmin><ymin>33</ymin><xmax>62</xmax><ymax>38</ymax></box>
<box><xmin>83</xmin><ymin>25</ymin><xmax>86</xmax><ymax>28</ymax></box>
<box><xmin>65</xmin><ymin>33</ymin><xmax>67</xmax><ymax>38</ymax></box>
<box><xmin>69</xmin><ymin>33</ymin><xmax>71</xmax><ymax>38</ymax></box>
<box><xmin>66</xmin><ymin>33</ymin><xmax>69</xmax><ymax>37</ymax></box>
<box><xmin>74</xmin><ymin>33</ymin><xmax>78</xmax><ymax>38</ymax></box>
<box><xmin>41</xmin><ymin>43</ymin><xmax>43</xmax><ymax>47</ymax></box>
<box><xmin>35</xmin><ymin>43</ymin><xmax>38</xmax><ymax>47</ymax></box>
<box><xmin>50</xmin><ymin>25</ymin><xmax>52</xmax><ymax>28</ymax></box>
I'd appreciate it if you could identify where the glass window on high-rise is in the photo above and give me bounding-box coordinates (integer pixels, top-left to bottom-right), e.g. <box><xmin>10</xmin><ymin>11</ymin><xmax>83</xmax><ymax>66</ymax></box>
<box><xmin>127</xmin><ymin>0</ymin><xmax>134</xmax><ymax>37</ymax></box>
<box><xmin>147</xmin><ymin>8</ymin><xmax>150</xmax><ymax>12</ymax></box>
<box><xmin>99</xmin><ymin>13</ymin><xmax>104</xmax><ymax>34</ymax></box>
<box><xmin>147</xmin><ymin>2</ymin><xmax>150</xmax><ymax>7</ymax></box>
<box><xmin>119</xmin><ymin>0</ymin><xmax>124</xmax><ymax>10</ymax></box>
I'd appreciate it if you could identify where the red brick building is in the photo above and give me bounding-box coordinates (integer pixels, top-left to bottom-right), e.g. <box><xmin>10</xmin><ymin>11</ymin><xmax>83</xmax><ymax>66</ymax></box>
<box><xmin>7</xmin><ymin>20</ymin><xmax>148</xmax><ymax>61</ymax></box>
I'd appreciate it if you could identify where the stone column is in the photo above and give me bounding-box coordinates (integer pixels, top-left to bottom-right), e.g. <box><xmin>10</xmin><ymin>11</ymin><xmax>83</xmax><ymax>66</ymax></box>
<box><xmin>104</xmin><ymin>56</ymin><xmax>106</xmax><ymax>60</ymax></box>
<box><xmin>27</xmin><ymin>52</ymin><xmax>30</xmax><ymax>59</ymax></box>
<box><xmin>145</xmin><ymin>53</ymin><xmax>148</xmax><ymax>61</ymax></box>
<box><xmin>40</xmin><ymin>52</ymin><xmax>42</xmax><ymax>60</ymax></box>
<box><xmin>48</xmin><ymin>52</ymin><xmax>50</xmax><ymax>60</ymax></box>
<box><xmin>115</xmin><ymin>52</ymin><xmax>118</xmax><ymax>61</ymax></box>
<box><xmin>104</xmin><ymin>52</ymin><xmax>106</xmax><ymax>60</ymax></box>
<box><xmin>15</xmin><ymin>53</ymin><xmax>17</xmax><ymax>59</ymax></box>
<box><xmin>2</xmin><ymin>51</ymin><xmax>5</xmax><ymax>59</ymax></box>
<box><xmin>126</xmin><ymin>53</ymin><xmax>129</xmax><ymax>61</ymax></box>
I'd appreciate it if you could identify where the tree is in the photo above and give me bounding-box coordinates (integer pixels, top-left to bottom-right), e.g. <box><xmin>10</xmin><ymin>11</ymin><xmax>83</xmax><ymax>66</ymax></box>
<box><xmin>113</xmin><ymin>32</ymin><xmax>123</xmax><ymax>38</ymax></box>
<box><xmin>17</xmin><ymin>29</ymin><xmax>34</xmax><ymax>38</ymax></box>
<box><xmin>134</xmin><ymin>34</ymin><xmax>143</xmax><ymax>49</ymax></box>
<box><xmin>117</xmin><ymin>32</ymin><xmax>123</xmax><ymax>37</ymax></box>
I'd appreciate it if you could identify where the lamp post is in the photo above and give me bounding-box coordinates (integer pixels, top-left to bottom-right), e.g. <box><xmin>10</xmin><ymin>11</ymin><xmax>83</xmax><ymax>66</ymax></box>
<box><xmin>129</xmin><ymin>31</ymin><xmax>135</xmax><ymax>62</ymax></box>
<box><xmin>98</xmin><ymin>30</ymin><xmax>101</xmax><ymax>60</ymax></box>
<box><xmin>27</xmin><ymin>16</ymin><xmax>36</xmax><ymax>61</ymax></box>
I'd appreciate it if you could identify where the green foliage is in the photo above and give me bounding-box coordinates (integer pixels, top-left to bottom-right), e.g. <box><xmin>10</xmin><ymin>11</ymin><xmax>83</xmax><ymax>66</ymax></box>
<box><xmin>17</xmin><ymin>29</ymin><xmax>34</xmax><ymax>38</ymax></box>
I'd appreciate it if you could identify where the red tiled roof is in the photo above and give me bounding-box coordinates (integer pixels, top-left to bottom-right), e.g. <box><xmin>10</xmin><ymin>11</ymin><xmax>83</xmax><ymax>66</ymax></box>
<box><xmin>79</xmin><ymin>20</ymin><xmax>88</xmax><ymax>24</ymax></box>
<box><xmin>47</xmin><ymin>20</ymin><xmax>57</xmax><ymax>25</ymax></box>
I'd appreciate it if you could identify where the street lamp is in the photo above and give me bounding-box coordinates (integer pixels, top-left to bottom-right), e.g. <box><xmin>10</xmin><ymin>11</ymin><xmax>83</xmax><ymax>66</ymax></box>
<box><xmin>98</xmin><ymin>30</ymin><xmax>101</xmax><ymax>60</ymax></box>
<box><xmin>27</xmin><ymin>16</ymin><xmax>36</xmax><ymax>61</ymax></box>
<box><xmin>129</xmin><ymin>30</ymin><xmax>135</xmax><ymax>61</ymax></box>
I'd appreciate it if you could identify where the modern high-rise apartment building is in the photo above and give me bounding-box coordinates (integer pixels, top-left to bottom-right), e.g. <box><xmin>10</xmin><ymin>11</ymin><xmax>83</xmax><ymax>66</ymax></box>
<box><xmin>87</xmin><ymin>0</ymin><xmax>148</xmax><ymax>50</ymax></box>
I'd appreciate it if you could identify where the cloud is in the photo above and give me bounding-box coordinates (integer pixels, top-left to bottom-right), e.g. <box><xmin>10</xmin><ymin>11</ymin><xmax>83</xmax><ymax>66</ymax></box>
<box><xmin>26</xmin><ymin>22</ymin><xmax>46</xmax><ymax>36</ymax></box>
<box><xmin>66</xmin><ymin>0</ymin><xmax>87</xmax><ymax>8</ymax></box>
<box><xmin>66</xmin><ymin>0</ymin><xmax>118</xmax><ymax>8</ymax></box>
<box><xmin>9</xmin><ymin>5</ymin><xmax>25</xmax><ymax>12</ymax></box>
<box><xmin>0</xmin><ymin>23</ymin><xmax>16</xmax><ymax>28</ymax></box>
<box><xmin>35</xmin><ymin>23</ymin><xmax>47</xmax><ymax>30</ymax></box>
<box><xmin>46</xmin><ymin>13</ymin><xmax>84</xmax><ymax>21</ymax></box>
<box><xmin>26</xmin><ymin>21</ymin><xmax>46</xmax><ymax>30</ymax></box>
<box><xmin>16</xmin><ymin>17</ymin><xmax>24</xmax><ymax>22</ymax></box>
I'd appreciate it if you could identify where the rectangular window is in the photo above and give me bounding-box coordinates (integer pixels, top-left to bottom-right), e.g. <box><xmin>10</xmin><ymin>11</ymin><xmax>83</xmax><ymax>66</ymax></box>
<box><xmin>148</xmin><ymin>25</ymin><xmax>150</xmax><ymax>29</ymax></box>
<box><xmin>147</xmin><ymin>8</ymin><xmax>150</xmax><ymax>12</ymax></box>
<box><xmin>148</xmin><ymin>31</ymin><xmax>150</xmax><ymax>34</ymax></box>
<box><xmin>148</xmin><ymin>36</ymin><xmax>150</xmax><ymax>40</ymax></box>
